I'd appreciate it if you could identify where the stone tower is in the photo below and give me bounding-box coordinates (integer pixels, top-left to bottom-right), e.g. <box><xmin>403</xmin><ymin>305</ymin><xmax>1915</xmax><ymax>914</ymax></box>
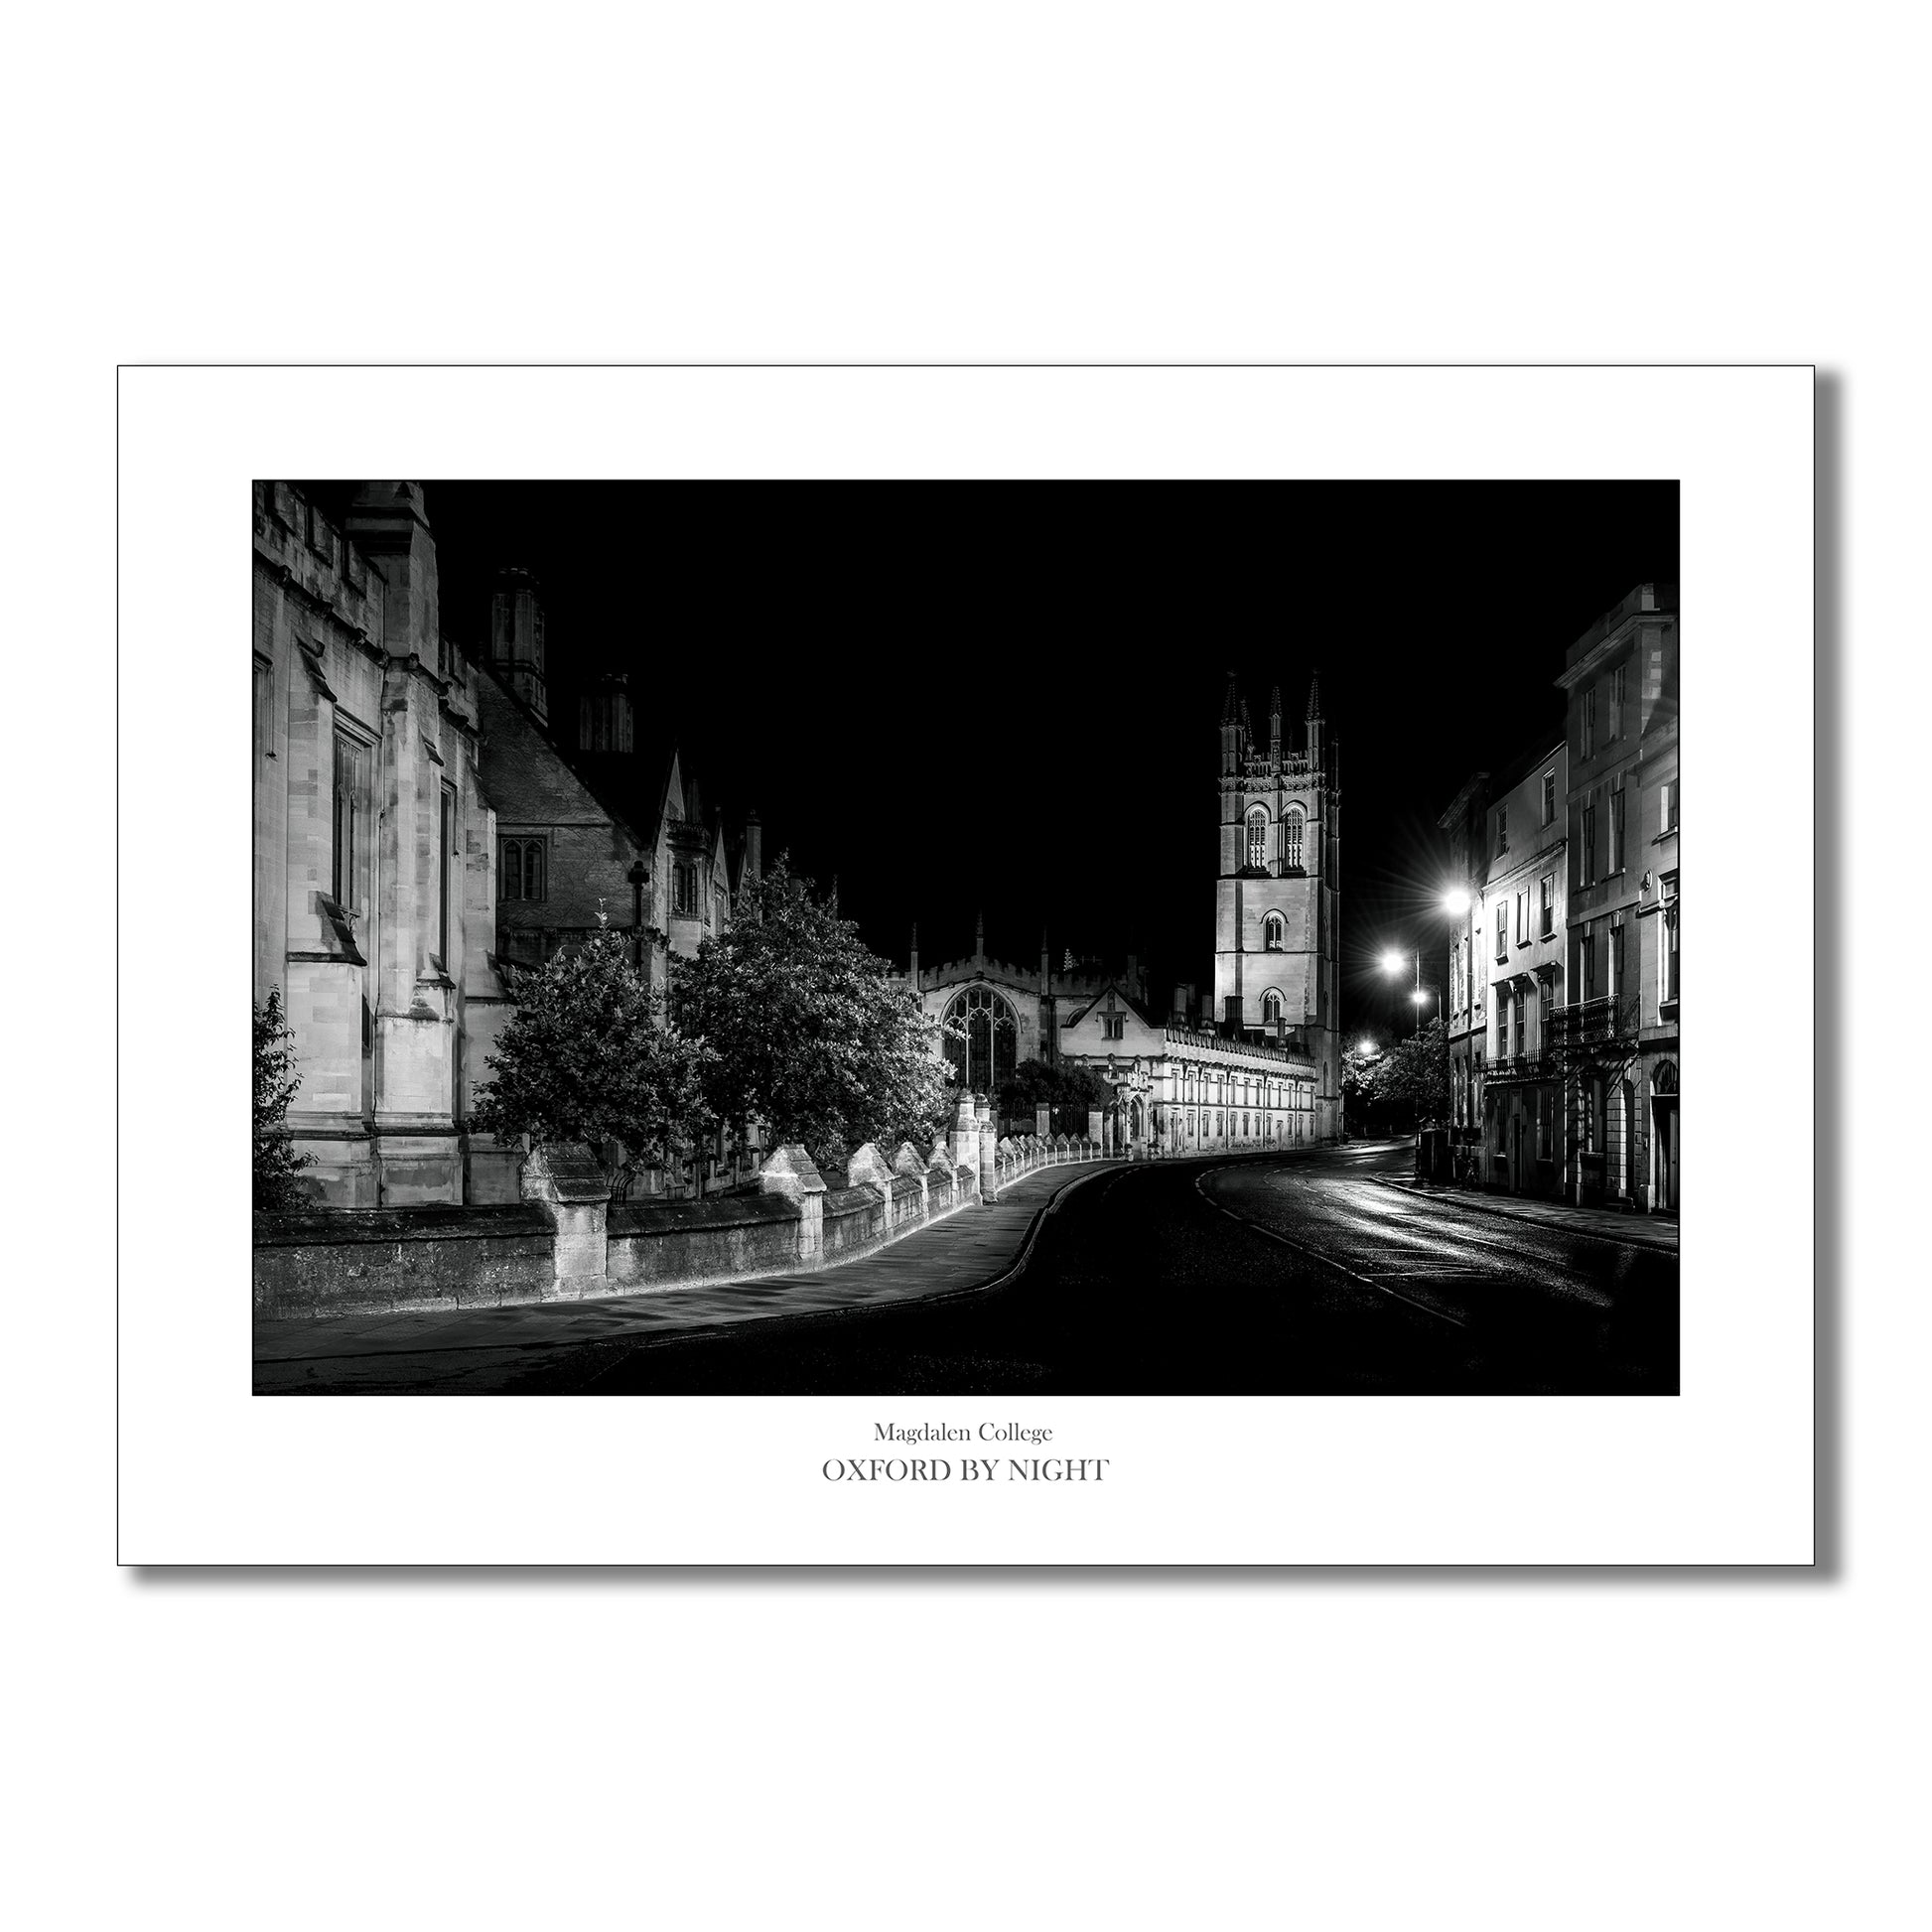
<box><xmin>489</xmin><ymin>566</ymin><xmax>547</xmax><ymax>722</ymax></box>
<box><xmin>1212</xmin><ymin>670</ymin><xmax>1342</xmax><ymax>1138</ymax></box>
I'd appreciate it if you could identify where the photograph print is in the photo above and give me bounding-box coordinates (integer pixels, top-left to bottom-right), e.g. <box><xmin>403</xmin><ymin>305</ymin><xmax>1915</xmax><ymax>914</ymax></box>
<box><xmin>252</xmin><ymin>480</ymin><xmax>1680</xmax><ymax>1397</ymax></box>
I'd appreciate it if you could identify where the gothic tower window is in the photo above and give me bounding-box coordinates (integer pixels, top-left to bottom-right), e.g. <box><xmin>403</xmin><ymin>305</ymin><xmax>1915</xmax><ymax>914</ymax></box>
<box><xmin>1263</xmin><ymin>912</ymin><xmax>1285</xmax><ymax>951</ymax></box>
<box><xmin>1283</xmin><ymin>807</ymin><xmax>1305</xmax><ymax>872</ymax></box>
<box><xmin>1262</xmin><ymin>990</ymin><xmax>1284</xmax><ymax>1025</ymax></box>
<box><xmin>1246</xmin><ymin>807</ymin><xmax>1268</xmax><ymax>871</ymax></box>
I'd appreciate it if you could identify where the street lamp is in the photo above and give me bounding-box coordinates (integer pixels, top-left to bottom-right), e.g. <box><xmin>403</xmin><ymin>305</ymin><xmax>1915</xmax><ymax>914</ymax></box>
<box><xmin>1380</xmin><ymin>945</ymin><xmax>1427</xmax><ymax>1036</ymax></box>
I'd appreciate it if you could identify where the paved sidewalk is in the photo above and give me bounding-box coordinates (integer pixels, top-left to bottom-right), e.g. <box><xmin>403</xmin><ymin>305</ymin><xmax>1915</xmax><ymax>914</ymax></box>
<box><xmin>254</xmin><ymin>1158</ymin><xmax>1126</xmax><ymax>1393</ymax></box>
<box><xmin>1372</xmin><ymin>1174</ymin><xmax>1679</xmax><ymax>1252</ymax></box>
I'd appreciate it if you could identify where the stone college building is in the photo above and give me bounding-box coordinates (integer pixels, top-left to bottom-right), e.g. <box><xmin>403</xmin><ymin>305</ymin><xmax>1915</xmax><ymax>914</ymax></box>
<box><xmin>903</xmin><ymin>675</ymin><xmax>1343</xmax><ymax>1155</ymax></box>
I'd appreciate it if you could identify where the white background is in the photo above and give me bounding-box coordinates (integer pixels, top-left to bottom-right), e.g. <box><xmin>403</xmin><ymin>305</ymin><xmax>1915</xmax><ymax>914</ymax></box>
<box><xmin>119</xmin><ymin>363</ymin><xmax>1810</xmax><ymax>1568</ymax></box>
<box><xmin>10</xmin><ymin>5</ymin><xmax>1926</xmax><ymax>1929</ymax></box>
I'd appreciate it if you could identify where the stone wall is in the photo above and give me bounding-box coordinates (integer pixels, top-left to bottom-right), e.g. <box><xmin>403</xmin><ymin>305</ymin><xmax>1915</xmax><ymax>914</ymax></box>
<box><xmin>253</xmin><ymin>1205</ymin><xmax>556</xmax><ymax>1318</ymax></box>
<box><xmin>255</xmin><ymin>1138</ymin><xmax>1007</xmax><ymax>1318</ymax></box>
<box><xmin>607</xmin><ymin>1193</ymin><xmax>804</xmax><ymax>1291</ymax></box>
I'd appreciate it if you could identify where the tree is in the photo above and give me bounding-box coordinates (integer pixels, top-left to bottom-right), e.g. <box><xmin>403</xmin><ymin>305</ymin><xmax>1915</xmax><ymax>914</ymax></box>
<box><xmin>998</xmin><ymin>1056</ymin><xmax>1111</xmax><ymax>1128</ymax></box>
<box><xmin>1363</xmin><ymin>1015</ymin><xmax>1450</xmax><ymax>1128</ymax></box>
<box><xmin>471</xmin><ymin>924</ymin><xmax>715</xmax><ymax>1197</ymax></box>
<box><xmin>672</xmin><ymin>856</ymin><xmax>951</xmax><ymax>1172</ymax></box>
<box><xmin>254</xmin><ymin>987</ymin><xmax>317</xmax><ymax>1210</ymax></box>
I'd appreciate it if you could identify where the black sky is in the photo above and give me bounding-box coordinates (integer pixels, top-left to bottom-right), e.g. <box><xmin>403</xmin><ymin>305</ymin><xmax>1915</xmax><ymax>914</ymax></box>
<box><xmin>363</xmin><ymin>481</ymin><xmax>1676</xmax><ymax>1046</ymax></box>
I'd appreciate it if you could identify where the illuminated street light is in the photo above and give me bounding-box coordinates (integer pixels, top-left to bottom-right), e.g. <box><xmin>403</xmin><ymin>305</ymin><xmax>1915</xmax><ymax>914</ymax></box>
<box><xmin>1379</xmin><ymin>949</ymin><xmax>1405</xmax><ymax>975</ymax></box>
<box><xmin>1410</xmin><ymin>989</ymin><xmax>1430</xmax><ymax>1005</ymax></box>
<box><xmin>1357</xmin><ymin>1038</ymin><xmax>1377</xmax><ymax>1056</ymax></box>
<box><xmin>1443</xmin><ymin>888</ymin><xmax>1471</xmax><ymax>916</ymax></box>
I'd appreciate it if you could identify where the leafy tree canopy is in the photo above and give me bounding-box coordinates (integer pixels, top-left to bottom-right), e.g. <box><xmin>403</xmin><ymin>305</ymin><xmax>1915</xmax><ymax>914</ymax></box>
<box><xmin>998</xmin><ymin>1056</ymin><xmax>1111</xmax><ymax>1120</ymax></box>
<box><xmin>1359</xmin><ymin>1016</ymin><xmax>1450</xmax><ymax>1123</ymax></box>
<box><xmin>472</xmin><ymin>925</ymin><xmax>715</xmax><ymax>1190</ymax></box>
<box><xmin>672</xmin><ymin>856</ymin><xmax>950</xmax><ymax>1172</ymax></box>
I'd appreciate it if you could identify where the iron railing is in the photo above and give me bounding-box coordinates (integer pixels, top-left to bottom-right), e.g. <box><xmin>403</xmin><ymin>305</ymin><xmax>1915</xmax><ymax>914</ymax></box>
<box><xmin>1546</xmin><ymin>996</ymin><xmax>1627</xmax><ymax>1052</ymax></box>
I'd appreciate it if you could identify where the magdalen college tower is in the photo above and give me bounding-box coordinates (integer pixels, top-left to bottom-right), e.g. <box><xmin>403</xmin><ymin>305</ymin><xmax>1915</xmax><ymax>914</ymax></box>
<box><xmin>1213</xmin><ymin>673</ymin><xmax>1342</xmax><ymax>1139</ymax></box>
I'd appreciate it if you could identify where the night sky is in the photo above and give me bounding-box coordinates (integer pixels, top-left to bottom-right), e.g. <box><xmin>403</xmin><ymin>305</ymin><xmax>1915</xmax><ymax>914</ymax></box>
<box><xmin>336</xmin><ymin>481</ymin><xmax>1678</xmax><ymax>1046</ymax></box>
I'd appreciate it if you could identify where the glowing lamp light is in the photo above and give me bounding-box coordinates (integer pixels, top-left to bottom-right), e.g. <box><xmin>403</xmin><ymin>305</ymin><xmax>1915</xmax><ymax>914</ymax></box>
<box><xmin>1357</xmin><ymin>1038</ymin><xmax>1377</xmax><ymax>1056</ymax></box>
<box><xmin>1410</xmin><ymin>989</ymin><xmax>1430</xmax><ymax>1005</ymax></box>
<box><xmin>1379</xmin><ymin>950</ymin><xmax>1405</xmax><ymax>975</ymax></box>
<box><xmin>1443</xmin><ymin>888</ymin><xmax>1471</xmax><ymax>915</ymax></box>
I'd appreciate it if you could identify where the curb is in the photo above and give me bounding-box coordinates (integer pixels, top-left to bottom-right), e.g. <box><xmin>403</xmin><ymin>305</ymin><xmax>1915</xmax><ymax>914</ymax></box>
<box><xmin>1366</xmin><ymin>1174</ymin><xmax>1679</xmax><ymax>1254</ymax></box>
<box><xmin>581</xmin><ymin>1159</ymin><xmax>1134</xmax><ymax>1358</ymax></box>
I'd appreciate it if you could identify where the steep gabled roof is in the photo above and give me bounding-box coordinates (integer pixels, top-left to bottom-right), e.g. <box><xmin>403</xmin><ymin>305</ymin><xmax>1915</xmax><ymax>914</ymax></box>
<box><xmin>1062</xmin><ymin>981</ymin><xmax>1159</xmax><ymax>1030</ymax></box>
<box><xmin>475</xmin><ymin>666</ymin><xmax>646</xmax><ymax>845</ymax></box>
<box><xmin>479</xmin><ymin>659</ymin><xmax>688</xmax><ymax>853</ymax></box>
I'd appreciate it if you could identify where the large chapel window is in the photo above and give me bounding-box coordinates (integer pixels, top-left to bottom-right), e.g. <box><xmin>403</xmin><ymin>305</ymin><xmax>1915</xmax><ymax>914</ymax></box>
<box><xmin>1283</xmin><ymin>809</ymin><xmax>1305</xmax><ymax>871</ymax></box>
<box><xmin>1246</xmin><ymin>808</ymin><xmax>1268</xmax><ymax>871</ymax></box>
<box><xmin>941</xmin><ymin>986</ymin><xmax>1019</xmax><ymax>1094</ymax></box>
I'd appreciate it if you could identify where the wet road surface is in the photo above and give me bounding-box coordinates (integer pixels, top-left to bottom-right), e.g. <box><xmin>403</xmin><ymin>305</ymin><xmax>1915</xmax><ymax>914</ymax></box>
<box><xmin>585</xmin><ymin>1141</ymin><xmax>1678</xmax><ymax>1395</ymax></box>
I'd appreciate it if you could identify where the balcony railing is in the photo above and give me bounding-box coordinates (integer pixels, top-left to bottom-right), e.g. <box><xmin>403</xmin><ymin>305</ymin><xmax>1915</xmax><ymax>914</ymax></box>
<box><xmin>1486</xmin><ymin>1050</ymin><xmax>1549</xmax><ymax>1084</ymax></box>
<box><xmin>1547</xmin><ymin>996</ymin><xmax>1628</xmax><ymax>1052</ymax></box>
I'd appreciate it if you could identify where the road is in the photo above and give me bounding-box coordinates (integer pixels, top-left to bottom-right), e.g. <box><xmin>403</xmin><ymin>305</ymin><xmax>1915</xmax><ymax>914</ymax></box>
<box><xmin>583</xmin><ymin>1141</ymin><xmax>1678</xmax><ymax>1396</ymax></box>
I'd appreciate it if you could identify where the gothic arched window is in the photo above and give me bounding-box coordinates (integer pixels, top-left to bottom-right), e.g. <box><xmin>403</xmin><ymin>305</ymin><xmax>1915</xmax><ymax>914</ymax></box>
<box><xmin>1246</xmin><ymin>807</ymin><xmax>1268</xmax><ymax>871</ymax></box>
<box><xmin>499</xmin><ymin>836</ymin><xmax>545</xmax><ymax>903</ymax></box>
<box><xmin>1262</xmin><ymin>990</ymin><xmax>1284</xmax><ymax>1025</ymax></box>
<box><xmin>941</xmin><ymin>985</ymin><xmax>1019</xmax><ymax>1095</ymax></box>
<box><xmin>1263</xmin><ymin>912</ymin><xmax>1285</xmax><ymax>951</ymax></box>
<box><xmin>1283</xmin><ymin>808</ymin><xmax>1306</xmax><ymax>871</ymax></box>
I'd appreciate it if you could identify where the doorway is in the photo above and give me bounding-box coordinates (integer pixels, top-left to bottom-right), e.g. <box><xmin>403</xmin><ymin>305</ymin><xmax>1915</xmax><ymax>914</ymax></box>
<box><xmin>1651</xmin><ymin>1097</ymin><xmax>1678</xmax><ymax>1211</ymax></box>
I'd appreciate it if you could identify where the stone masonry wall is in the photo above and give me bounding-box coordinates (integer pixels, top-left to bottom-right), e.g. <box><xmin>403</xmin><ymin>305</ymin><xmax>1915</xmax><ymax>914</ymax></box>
<box><xmin>253</xmin><ymin>1205</ymin><xmax>555</xmax><ymax>1318</ymax></box>
<box><xmin>253</xmin><ymin>1138</ymin><xmax>1023</xmax><ymax>1318</ymax></box>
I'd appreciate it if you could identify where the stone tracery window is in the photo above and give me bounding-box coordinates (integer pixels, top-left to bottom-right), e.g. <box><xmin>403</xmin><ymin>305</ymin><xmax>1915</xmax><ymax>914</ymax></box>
<box><xmin>1283</xmin><ymin>807</ymin><xmax>1305</xmax><ymax>871</ymax></box>
<box><xmin>1262</xmin><ymin>990</ymin><xmax>1283</xmax><ymax>1025</ymax></box>
<box><xmin>1263</xmin><ymin>912</ymin><xmax>1285</xmax><ymax>951</ymax></box>
<box><xmin>1246</xmin><ymin>806</ymin><xmax>1268</xmax><ymax>871</ymax></box>
<box><xmin>942</xmin><ymin>985</ymin><xmax>1019</xmax><ymax>1094</ymax></box>
<box><xmin>498</xmin><ymin>835</ymin><xmax>545</xmax><ymax>903</ymax></box>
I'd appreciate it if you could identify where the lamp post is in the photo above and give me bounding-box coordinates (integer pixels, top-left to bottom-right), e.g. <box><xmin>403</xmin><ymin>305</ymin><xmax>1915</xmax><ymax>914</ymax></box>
<box><xmin>1379</xmin><ymin>947</ymin><xmax>1433</xmax><ymax>1036</ymax></box>
<box><xmin>1375</xmin><ymin>888</ymin><xmax>1470</xmax><ymax>1143</ymax></box>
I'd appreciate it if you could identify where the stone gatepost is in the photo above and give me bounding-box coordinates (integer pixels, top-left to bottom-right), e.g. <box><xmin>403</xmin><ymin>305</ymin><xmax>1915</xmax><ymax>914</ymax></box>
<box><xmin>1088</xmin><ymin>1108</ymin><xmax>1105</xmax><ymax>1154</ymax></box>
<box><xmin>894</xmin><ymin>1142</ymin><xmax>930</xmax><ymax>1218</ymax></box>
<box><xmin>951</xmin><ymin>1096</ymin><xmax>980</xmax><ymax>1173</ymax></box>
<box><xmin>1035</xmin><ymin>1104</ymin><xmax>1051</xmax><ymax>1141</ymax></box>
<box><xmin>520</xmin><ymin>1142</ymin><xmax>613</xmax><ymax>1299</ymax></box>
<box><xmin>978</xmin><ymin>1099</ymin><xmax>999</xmax><ymax>1201</ymax></box>
<box><xmin>759</xmin><ymin>1144</ymin><xmax>827</xmax><ymax>1264</ymax></box>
